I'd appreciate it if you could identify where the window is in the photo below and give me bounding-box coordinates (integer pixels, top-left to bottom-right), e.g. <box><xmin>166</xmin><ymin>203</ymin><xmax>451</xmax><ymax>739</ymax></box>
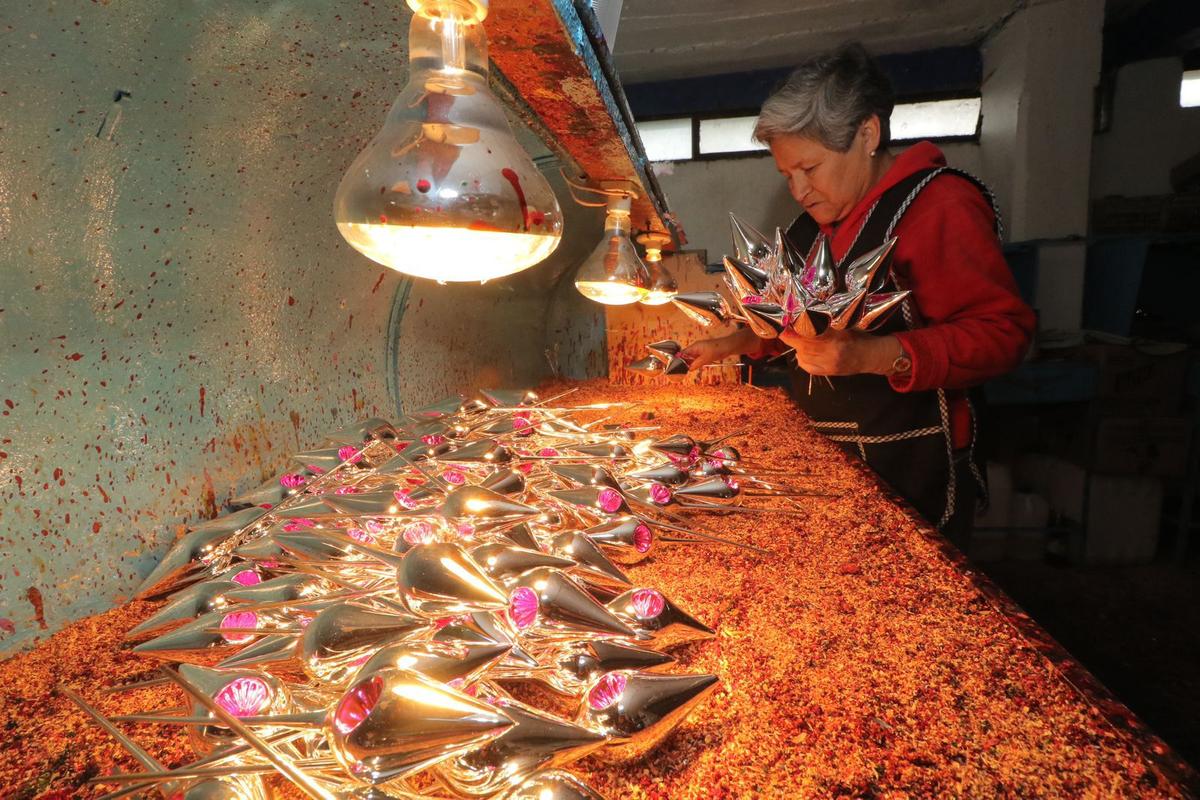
<box><xmin>698</xmin><ymin>116</ymin><xmax>766</xmax><ymax>155</ymax></box>
<box><xmin>1182</xmin><ymin>69</ymin><xmax>1200</xmax><ymax>108</ymax></box>
<box><xmin>891</xmin><ymin>97</ymin><xmax>981</xmax><ymax>141</ymax></box>
<box><xmin>635</xmin><ymin>96</ymin><xmax>982</xmax><ymax>163</ymax></box>
<box><xmin>636</xmin><ymin>117</ymin><xmax>692</xmax><ymax>162</ymax></box>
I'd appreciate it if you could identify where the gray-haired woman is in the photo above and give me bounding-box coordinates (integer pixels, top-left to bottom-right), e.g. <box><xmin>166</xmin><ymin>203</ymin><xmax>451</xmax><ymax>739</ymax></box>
<box><xmin>682</xmin><ymin>44</ymin><xmax>1035</xmax><ymax>543</ymax></box>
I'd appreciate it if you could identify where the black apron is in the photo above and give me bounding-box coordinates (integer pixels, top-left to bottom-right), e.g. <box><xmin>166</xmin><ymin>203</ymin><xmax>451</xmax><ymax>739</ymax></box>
<box><xmin>784</xmin><ymin>167</ymin><xmax>998</xmax><ymax>531</ymax></box>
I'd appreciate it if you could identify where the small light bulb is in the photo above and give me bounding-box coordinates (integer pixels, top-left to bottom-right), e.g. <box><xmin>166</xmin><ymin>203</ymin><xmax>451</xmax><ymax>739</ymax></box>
<box><xmin>574</xmin><ymin>195</ymin><xmax>649</xmax><ymax>305</ymax></box>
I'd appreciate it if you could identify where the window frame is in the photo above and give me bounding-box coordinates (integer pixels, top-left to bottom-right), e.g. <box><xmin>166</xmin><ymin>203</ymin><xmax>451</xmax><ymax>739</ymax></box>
<box><xmin>635</xmin><ymin>90</ymin><xmax>984</xmax><ymax>164</ymax></box>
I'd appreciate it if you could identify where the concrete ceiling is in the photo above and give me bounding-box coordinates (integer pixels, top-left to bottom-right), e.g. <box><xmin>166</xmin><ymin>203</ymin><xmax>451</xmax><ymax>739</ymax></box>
<box><xmin>610</xmin><ymin>0</ymin><xmax>1149</xmax><ymax>84</ymax></box>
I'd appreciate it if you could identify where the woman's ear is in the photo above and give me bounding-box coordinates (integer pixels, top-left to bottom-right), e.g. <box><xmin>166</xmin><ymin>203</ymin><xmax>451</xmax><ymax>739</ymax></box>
<box><xmin>861</xmin><ymin>114</ymin><xmax>882</xmax><ymax>153</ymax></box>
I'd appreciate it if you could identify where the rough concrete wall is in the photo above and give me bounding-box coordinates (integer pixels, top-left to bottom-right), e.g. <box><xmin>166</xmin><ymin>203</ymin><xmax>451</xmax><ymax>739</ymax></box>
<box><xmin>1091</xmin><ymin>58</ymin><xmax>1200</xmax><ymax>198</ymax></box>
<box><xmin>0</xmin><ymin>1</ymin><xmax>598</xmax><ymax>653</ymax></box>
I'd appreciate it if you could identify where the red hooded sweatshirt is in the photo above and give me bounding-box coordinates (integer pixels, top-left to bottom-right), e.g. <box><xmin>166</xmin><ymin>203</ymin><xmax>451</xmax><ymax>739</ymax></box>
<box><xmin>772</xmin><ymin>141</ymin><xmax>1036</xmax><ymax>447</ymax></box>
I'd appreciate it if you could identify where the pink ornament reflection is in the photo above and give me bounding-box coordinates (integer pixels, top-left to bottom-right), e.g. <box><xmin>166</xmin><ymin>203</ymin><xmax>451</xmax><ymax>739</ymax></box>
<box><xmin>648</xmin><ymin>482</ymin><xmax>672</xmax><ymax>505</ymax></box>
<box><xmin>598</xmin><ymin>488</ymin><xmax>623</xmax><ymax>514</ymax></box>
<box><xmin>631</xmin><ymin>588</ymin><xmax>665</xmax><ymax>620</ymax></box>
<box><xmin>334</xmin><ymin>675</ymin><xmax>383</xmax><ymax>735</ymax></box>
<box><xmin>214</xmin><ymin>676</ymin><xmax>272</xmax><ymax>718</ymax></box>
<box><xmin>588</xmin><ymin>672</ymin><xmax>627</xmax><ymax>711</ymax></box>
<box><xmin>633</xmin><ymin>523</ymin><xmax>653</xmax><ymax>553</ymax></box>
<box><xmin>230</xmin><ymin>570</ymin><xmax>261</xmax><ymax>587</ymax></box>
<box><xmin>219</xmin><ymin>611</ymin><xmax>259</xmax><ymax>645</ymax></box>
<box><xmin>508</xmin><ymin>587</ymin><xmax>539</xmax><ymax>630</ymax></box>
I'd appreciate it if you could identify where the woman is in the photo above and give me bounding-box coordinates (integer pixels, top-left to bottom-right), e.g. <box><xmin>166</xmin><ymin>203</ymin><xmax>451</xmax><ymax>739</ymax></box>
<box><xmin>681</xmin><ymin>44</ymin><xmax>1035</xmax><ymax>545</ymax></box>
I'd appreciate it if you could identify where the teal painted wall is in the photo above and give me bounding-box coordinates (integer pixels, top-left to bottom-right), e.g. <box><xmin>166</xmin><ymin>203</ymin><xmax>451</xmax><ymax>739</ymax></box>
<box><xmin>0</xmin><ymin>1</ymin><xmax>605</xmax><ymax>653</ymax></box>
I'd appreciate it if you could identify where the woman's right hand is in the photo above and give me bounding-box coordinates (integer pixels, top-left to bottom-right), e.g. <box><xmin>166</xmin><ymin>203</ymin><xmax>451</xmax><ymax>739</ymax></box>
<box><xmin>679</xmin><ymin>328</ymin><xmax>760</xmax><ymax>369</ymax></box>
<box><xmin>678</xmin><ymin>337</ymin><xmax>730</xmax><ymax>370</ymax></box>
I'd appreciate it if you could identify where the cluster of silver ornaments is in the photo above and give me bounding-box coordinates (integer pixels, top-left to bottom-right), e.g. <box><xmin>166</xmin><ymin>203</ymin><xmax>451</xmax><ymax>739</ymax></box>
<box><xmin>62</xmin><ymin>388</ymin><xmax>818</xmax><ymax>799</ymax></box>
<box><xmin>671</xmin><ymin>214</ymin><xmax>909</xmax><ymax>340</ymax></box>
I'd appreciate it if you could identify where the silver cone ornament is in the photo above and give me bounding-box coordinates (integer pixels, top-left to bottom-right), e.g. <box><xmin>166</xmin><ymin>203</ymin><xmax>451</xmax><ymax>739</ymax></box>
<box><xmin>70</xmin><ymin>387</ymin><xmax>826</xmax><ymax>797</ymax></box>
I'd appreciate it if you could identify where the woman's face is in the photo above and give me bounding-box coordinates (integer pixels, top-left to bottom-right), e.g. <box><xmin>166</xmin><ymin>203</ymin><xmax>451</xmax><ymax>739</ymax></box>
<box><xmin>769</xmin><ymin>121</ymin><xmax>879</xmax><ymax>226</ymax></box>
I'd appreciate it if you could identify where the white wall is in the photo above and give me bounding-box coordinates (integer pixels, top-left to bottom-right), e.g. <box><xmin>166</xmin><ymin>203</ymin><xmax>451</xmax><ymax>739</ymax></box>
<box><xmin>1091</xmin><ymin>57</ymin><xmax>1200</xmax><ymax>198</ymax></box>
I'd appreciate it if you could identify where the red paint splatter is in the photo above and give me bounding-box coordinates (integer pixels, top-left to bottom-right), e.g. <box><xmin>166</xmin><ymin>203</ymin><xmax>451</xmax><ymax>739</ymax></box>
<box><xmin>500</xmin><ymin>168</ymin><xmax>530</xmax><ymax>231</ymax></box>
<box><xmin>0</xmin><ymin>618</ymin><xmax>14</xmax><ymax>635</ymax></box>
<box><xmin>199</xmin><ymin>386</ymin><xmax>206</xmax><ymax>417</ymax></box>
<box><xmin>66</xmin><ymin>353</ymin><xmax>83</xmax><ymax>361</ymax></box>
<box><xmin>416</xmin><ymin>179</ymin><xmax>431</xmax><ymax>193</ymax></box>
<box><xmin>92</xmin><ymin>521</ymin><xmax>101</xmax><ymax>533</ymax></box>
<box><xmin>371</xmin><ymin>272</ymin><xmax>386</xmax><ymax>294</ymax></box>
<box><xmin>287</xmin><ymin>296</ymin><xmax>295</xmax><ymax>306</ymax></box>
<box><xmin>25</xmin><ymin>587</ymin><xmax>47</xmax><ymax>630</ymax></box>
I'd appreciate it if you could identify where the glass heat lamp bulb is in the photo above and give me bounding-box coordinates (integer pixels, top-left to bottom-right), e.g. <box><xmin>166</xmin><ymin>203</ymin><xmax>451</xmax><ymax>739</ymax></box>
<box><xmin>637</xmin><ymin>231</ymin><xmax>678</xmax><ymax>305</ymax></box>
<box><xmin>573</xmin><ymin>195</ymin><xmax>650</xmax><ymax>305</ymax></box>
<box><xmin>333</xmin><ymin>0</ymin><xmax>563</xmax><ymax>282</ymax></box>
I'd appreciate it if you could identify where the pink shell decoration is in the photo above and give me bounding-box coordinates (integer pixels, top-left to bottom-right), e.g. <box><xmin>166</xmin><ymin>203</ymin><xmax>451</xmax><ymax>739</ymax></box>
<box><xmin>421</xmin><ymin>433</ymin><xmax>447</xmax><ymax>446</ymax></box>
<box><xmin>334</xmin><ymin>675</ymin><xmax>383</xmax><ymax>735</ymax></box>
<box><xmin>723</xmin><ymin>475</ymin><xmax>740</xmax><ymax>491</ymax></box>
<box><xmin>631</xmin><ymin>588</ymin><xmax>666</xmax><ymax>620</ymax></box>
<box><xmin>279</xmin><ymin>473</ymin><xmax>306</xmax><ymax>489</ymax></box>
<box><xmin>334</xmin><ymin>485</ymin><xmax>360</xmax><ymax>495</ymax></box>
<box><xmin>513</xmin><ymin>413</ymin><xmax>534</xmax><ymax>436</ymax></box>
<box><xmin>338</xmin><ymin>445</ymin><xmax>363</xmax><ymax>463</ymax></box>
<box><xmin>507</xmin><ymin>587</ymin><xmax>539</xmax><ymax>630</ymax></box>
<box><xmin>403</xmin><ymin>522</ymin><xmax>436</xmax><ymax>545</ymax></box>
<box><xmin>597</xmin><ymin>488</ymin><xmax>623</xmax><ymax>514</ymax></box>
<box><xmin>347</xmin><ymin>527</ymin><xmax>376</xmax><ymax>544</ymax></box>
<box><xmin>442</xmin><ymin>468</ymin><xmax>466</xmax><ymax>485</ymax></box>
<box><xmin>214</xmin><ymin>676</ymin><xmax>272</xmax><ymax>718</ymax></box>
<box><xmin>219</xmin><ymin>610</ymin><xmax>259</xmax><ymax>645</ymax></box>
<box><xmin>633</xmin><ymin>523</ymin><xmax>653</xmax><ymax>553</ymax></box>
<box><xmin>537</xmin><ymin>447</ymin><xmax>560</xmax><ymax>457</ymax></box>
<box><xmin>281</xmin><ymin>518</ymin><xmax>316</xmax><ymax>532</ymax></box>
<box><xmin>741</xmin><ymin>294</ymin><xmax>765</xmax><ymax>305</ymax></box>
<box><xmin>648</xmin><ymin>482</ymin><xmax>672</xmax><ymax>505</ymax></box>
<box><xmin>393</xmin><ymin>490</ymin><xmax>418</xmax><ymax>510</ymax></box>
<box><xmin>587</xmin><ymin>672</ymin><xmax>628</xmax><ymax>711</ymax></box>
<box><xmin>456</xmin><ymin>522</ymin><xmax>476</xmax><ymax>540</ymax></box>
<box><xmin>365</xmin><ymin>519</ymin><xmax>386</xmax><ymax>534</ymax></box>
<box><xmin>230</xmin><ymin>570</ymin><xmax>261</xmax><ymax>587</ymax></box>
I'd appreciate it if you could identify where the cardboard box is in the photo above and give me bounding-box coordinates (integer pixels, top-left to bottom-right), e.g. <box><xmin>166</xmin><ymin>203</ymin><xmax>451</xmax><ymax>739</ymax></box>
<box><xmin>1091</xmin><ymin>416</ymin><xmax>1193</xmax><ymax>477</ymax></box>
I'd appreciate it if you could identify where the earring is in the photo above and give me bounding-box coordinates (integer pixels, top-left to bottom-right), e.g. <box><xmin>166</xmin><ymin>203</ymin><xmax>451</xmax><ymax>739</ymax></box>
<box><xmin>869</xmin><ymin>149</ymin><xmax>877</xmax><ymax>158</ymax></box>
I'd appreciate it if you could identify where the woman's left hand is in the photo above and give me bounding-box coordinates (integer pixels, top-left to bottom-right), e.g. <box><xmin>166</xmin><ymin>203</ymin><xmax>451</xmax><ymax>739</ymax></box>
<box><xmin>780</xmin><ymin>328</ymin><xmax>902</xmax><ymax>376</ymax></box>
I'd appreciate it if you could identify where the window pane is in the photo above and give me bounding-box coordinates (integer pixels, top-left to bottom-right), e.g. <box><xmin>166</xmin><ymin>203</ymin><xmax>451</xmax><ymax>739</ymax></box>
<box><xmin>636</xmin><ymin>118</ymin><xmax>693</xmax><ymax>162</ymax></box>
<box><xmin>698</xmin><ymin>116</ymin><xmax>768</xmax><ymax>155</ymax></box>
<box><xmin>891</xmin><ymin>97</ymin><xmax>981</xmax><ymax>141</ymax></box>
<box><xmin>1182</xmin><ymin>69</ymin><xmax>1200</xmax><ymax>108</ymax></box>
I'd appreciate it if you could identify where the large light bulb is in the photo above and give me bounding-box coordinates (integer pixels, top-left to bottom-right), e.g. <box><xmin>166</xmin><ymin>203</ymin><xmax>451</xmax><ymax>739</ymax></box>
<box><xmin>636</xmin><ymin>231</ymin><xmax>678</xmax><ymax>305</ymax></box>
<box><xmin>573</xmin><ymin>196</ymin><xmax>650</xmax><ymax>305</ymax></box>
<box><xmin>334</xmin><ymin>0</ymin><xmax>563</xmax><ymax>282</ymax></box>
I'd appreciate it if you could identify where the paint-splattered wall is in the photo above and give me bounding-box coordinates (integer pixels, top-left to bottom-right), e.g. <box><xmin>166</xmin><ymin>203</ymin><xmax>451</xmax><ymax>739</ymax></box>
<box><xmin>606</xmin><ymin>253</ymin><xmax>742</xmax><ymax>386</ymax></box>
<box><xmin>0</xmin><ymin>2</ymin><xmax>606</xmax><ymax>653</ymax></box>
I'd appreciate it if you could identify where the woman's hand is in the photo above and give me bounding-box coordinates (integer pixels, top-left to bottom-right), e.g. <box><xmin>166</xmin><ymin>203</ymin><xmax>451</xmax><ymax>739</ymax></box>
<box><xmin>679</xmin><ymin>327</ymin><xmax>760</xmax><ymax>369</ymax></box>
<box><xmin>781</xmin><ymin>328</ymin><xmax>904</xmax><ymax>376</ymax></box>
